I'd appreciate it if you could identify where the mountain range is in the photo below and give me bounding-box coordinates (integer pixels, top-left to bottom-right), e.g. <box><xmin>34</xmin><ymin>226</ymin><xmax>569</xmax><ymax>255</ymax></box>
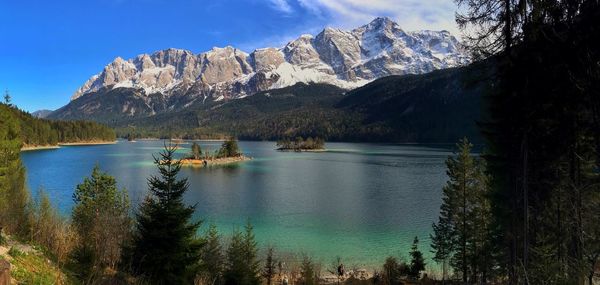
<box><xmin>47</xmin><ymin>17</ymin><xmax>486</xmax><ymax>142</ymax></box>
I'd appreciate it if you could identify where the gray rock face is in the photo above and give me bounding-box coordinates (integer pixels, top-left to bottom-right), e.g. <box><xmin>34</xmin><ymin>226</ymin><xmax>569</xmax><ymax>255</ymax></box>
<box><xmin>71</xmin><ymin>17</ymin><xmax>470</xmax><ymax>109</ymax></box>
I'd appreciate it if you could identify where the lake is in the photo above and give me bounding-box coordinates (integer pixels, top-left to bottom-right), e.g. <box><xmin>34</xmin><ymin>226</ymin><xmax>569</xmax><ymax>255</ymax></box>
<box><xmin>21</xmin><ymin>140</ymin><xmax>452</xmax><ymax>268</ymax></box>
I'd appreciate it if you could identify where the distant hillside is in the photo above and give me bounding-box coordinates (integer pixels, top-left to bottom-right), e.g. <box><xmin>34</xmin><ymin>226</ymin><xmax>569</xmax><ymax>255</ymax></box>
<box><xmin>31</xmin><ymin>109</ymin><xmax>53</xmax><ymax>118</ymax></box>
<box><xmin>1</xmin><ymin>104</ymin><xmax>116</xmax><ymax>147</ymax></box>
<box><xmin>98</xmin><ymin>61</ymin><xmax>490</xmax><ymax>143</ymax></box>
<box><xmin>337</xmin><ymin>62</ymin><xmax>490</xmax><ymax>142</ymax></box>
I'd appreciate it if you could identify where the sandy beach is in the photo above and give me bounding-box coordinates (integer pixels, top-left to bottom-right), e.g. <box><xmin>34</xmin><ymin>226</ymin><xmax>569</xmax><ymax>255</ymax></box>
<box><xmin>21</xmin><ymin>141</ymin><xmax>117</xmax><ymax>151</ymax></box>
<box><xmin>58</xmin><ymin>141</ymin><xmax>117</xmax><ymax>146</ymax></box>
<box><xmin>20</xmin><ymin>145</ymin><xmax>61</xmax><ymax>151</ymax></box>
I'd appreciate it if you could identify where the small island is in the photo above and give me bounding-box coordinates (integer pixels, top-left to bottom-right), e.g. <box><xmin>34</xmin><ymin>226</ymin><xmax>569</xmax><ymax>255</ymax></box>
<box><xmin>276</xmin><ymin>136</ymin><xmax>325</xmax><ymax>152</ymax></box>
<box><xmin>175</xmin><ymin>137</ymin><xmax>251</xmax><ymax>167</ymax></box>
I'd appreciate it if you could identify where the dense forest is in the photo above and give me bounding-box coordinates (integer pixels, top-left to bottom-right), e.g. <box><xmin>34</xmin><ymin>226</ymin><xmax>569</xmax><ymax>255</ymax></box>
<box><xmin>425</xmin><ymin>0</ymin><xmax>600</xmax><ymax>283</ymax></box>
<box><xmin>0</xmin><ymin>102</ymin><xmax>115</xmax><ymax>147</ymax></box>
<box><xmin>276</xmin><ymin>137</ymin><xmax>325</xmax><ymax>151</ymax></box>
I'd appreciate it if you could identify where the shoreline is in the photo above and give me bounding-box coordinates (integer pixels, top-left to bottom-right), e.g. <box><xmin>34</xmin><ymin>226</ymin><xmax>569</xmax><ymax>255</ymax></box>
<box><xmin>21</xmin><ymin>141</ymin><xmax>117</xmax><ymax>151</ymax></box>
<box><xmin>175</xmin><ymin>155</ymin><xmax>252</xmax><ymax>167</ymax></box>
<box><xmin>276</xmin><ymin>148</ymin><xmax>326</xmax><ymax>152</ymax></box>
<box><xmin>20</xmin><ymin>145</ymin><xmax>61</xmax><ymax>151</ymax></box>
<box><xmin>59</xmin><ymin>141</ymin><xmax>117</xmax><ymax>146</ymax></box>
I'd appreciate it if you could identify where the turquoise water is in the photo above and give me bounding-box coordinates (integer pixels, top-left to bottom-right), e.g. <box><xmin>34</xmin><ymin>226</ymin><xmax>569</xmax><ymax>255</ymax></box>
<box><xmin>21</xmin><ymin>140</ymin><xmax>452</xmax><ymax>268</ymax></box>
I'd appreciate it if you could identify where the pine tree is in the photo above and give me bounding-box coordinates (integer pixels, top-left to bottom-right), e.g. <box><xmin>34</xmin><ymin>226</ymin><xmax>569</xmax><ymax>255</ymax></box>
<box><xmin>430</xmin><ymin>216</ymin><xmax>452</xmax><ymax>282</ymax></box>
<box><xmin>243</xmin><ymin>220</ymin><xmax>260</xmax><ymax>284</ymax></box>
<box><xmin>431</xmin><ymin>138</ymin><xmax>493</xmax><ymax>283</ymax></box>
<box><xmin>446</xmin><ymin>138</ymin><xmax>477</xmax><ymax>282</ymax></box>
<box><xmin>262</xmin><ymin>247</ymin><xmax>276</xmax><ymax>285</ymax></box>
<box><xmin>408</xmin><ymin>236</ymin><xmax>425</xmax><ymax>280</ymax></box>
<box><xmin>200</xmin><ymin>224</ymin><xmax>224</xmax><ymax>285</ymax></box>
<box><xmin>3</xmin><ymin>90</ymin><xmax>11</xmax><ymax>106</ymax></box>
<box><xmin>0</xmin><ymin>105</ymin><xmax>30</xmax><ymax>239</ymax></box>
<box><xmin>191</xmin><ymin>142</ymin><xmax>202</xmax><ymax>160</ymax></box>
<box><xmin>224</xmin><ymin>221</ymin><xmax>260</xmax><ymax>285</ymax></box>
<box><xmin>225</xmin><ymin>228</ymin><xmax>246</xmax><ymax>285</ymax></box>
<box><xmin>131</xmin><ymin>144</ymin><xmax>203</xmax><ymax>284</ymax></box>
<box><xmin>300</xmin><ymin>254</ymin><xmax>318</xmax><ymax>285</ymax></box>
<box><xmin>382</xmin><ymin>256</ymin><xmax>401</xmax><ymax>285</ymax></box>
<box><xmin>218</xmin><ymin>137</ymin><xmax>240</xmax><ymax>158</ymax></box>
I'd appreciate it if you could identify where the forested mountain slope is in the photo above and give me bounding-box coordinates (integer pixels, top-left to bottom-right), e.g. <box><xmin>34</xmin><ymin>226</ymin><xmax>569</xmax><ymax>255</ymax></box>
<box><xmin>1</xmin><ymin>104</ymin><xmax>115</xmax><ymax>147</ymax></box>
<box><xmin>110</xmin><ymin>62</ymin><xmax>490</xmax><ymax>143</ymax></box>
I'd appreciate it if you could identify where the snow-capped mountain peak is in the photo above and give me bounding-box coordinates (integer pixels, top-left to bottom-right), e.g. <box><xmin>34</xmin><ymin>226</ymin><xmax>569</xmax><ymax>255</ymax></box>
<box><xmin>71</xmin><ymin>17</ymin><xmax>470</xmax><ymax>104</ymax></box>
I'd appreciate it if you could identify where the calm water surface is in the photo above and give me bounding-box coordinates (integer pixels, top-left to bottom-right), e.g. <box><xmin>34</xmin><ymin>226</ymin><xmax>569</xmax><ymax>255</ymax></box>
<box><xmin>21</xmin><ymin>140</ymin><xmax>452</xmax><ymax>267</ymax></box>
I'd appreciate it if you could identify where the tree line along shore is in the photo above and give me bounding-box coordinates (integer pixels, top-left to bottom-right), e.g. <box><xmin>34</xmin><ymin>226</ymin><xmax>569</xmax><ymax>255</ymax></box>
<box><xmin>0</xmin><ymin>103</ymin><xmax>116</xmax><ymax>151</ymax></box>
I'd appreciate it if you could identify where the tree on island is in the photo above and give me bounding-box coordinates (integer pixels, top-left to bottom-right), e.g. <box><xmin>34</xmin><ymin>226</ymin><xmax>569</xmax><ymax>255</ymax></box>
<box><xmin>218</xmin><ymin>137</ymin><xmax>240</xmax><ymax>158</ymax></box>
<box><xmin>130</xmin><ymin>144</ymin><xmax>203</xmax><ymax>284</ymax></box>
<box><xmin>276</xmin><ymin>136</ymin><xmax>325</xmax><ymax>151</ymax></box>
<box><xmin>190</xmin><ymin>142</ymin><xmax>203</xmax><ymax>160</ymax></box>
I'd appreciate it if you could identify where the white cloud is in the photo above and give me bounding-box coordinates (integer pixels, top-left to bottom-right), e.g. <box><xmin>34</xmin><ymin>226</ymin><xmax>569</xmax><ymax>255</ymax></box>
<box><xmin>269</xmin><ymin>0</ymin><xmax>294</xmax><ymax>13</ymax></box>
<box><xmin>295</xmin><ymin>0</ymin><xmax>460</xmax><ymax>35</ymax></box>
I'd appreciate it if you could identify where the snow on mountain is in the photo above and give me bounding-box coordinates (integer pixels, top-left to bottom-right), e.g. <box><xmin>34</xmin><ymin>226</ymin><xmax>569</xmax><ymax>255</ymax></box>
<box><xmin>71</xmin><ymin>17</ymin><xmax>470</xmax><ymax>104</ymax></box>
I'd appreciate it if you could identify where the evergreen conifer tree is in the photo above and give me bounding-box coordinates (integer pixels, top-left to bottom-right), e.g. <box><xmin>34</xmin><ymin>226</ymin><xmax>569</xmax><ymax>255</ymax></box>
<box><xmin>300</xmin><ymin>254</ymin><xmax>318</xmax><ymax>285</ymax></box>
<box><xmin>191</xmin><ymin>142</ymin><xmax>202</xmax><ymax>160</ymax></box>
<box><xmin>431</xmin><ymin>138</ymin><xmax>491</xmax><ymax>283</ymax></box>
<box><xmin>262</xmin><ymin>247</ymin><xmax>276</xmax><ymax>285</ymax></box>
<box><xmin>224</xmin><ymin>221</ymin><xmax>260</xmax><ymax>285</ymax></box>
<box><xmin>200</xmin><ymin>224</ymin><xmax>224</xmax><ymax>285</ymax></box>
<box><xmin>131</xmin><ymin>143</ymin><xmax>203</xmax><ymax>284</ymax></box>
<box><xmin>408</xmin><ymin>236</ymin><xmax>425</xmax><ymax>280</ymax></box>
<box><xmin>0</xmin><ymin>104</ymin><xmax>30</xmax><ymax>239</ymax></box>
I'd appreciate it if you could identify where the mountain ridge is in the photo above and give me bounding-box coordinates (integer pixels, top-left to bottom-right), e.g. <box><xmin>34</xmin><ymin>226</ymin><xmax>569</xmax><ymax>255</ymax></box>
<box><xmin>96</xmin><ymin>62</ymin><xmax>489</xmax><ymax>143</ymax></box>
<box><xmin>67</xmin><ymin>17</ymin><xmax>469</xmax><ymax>110</ymax></box>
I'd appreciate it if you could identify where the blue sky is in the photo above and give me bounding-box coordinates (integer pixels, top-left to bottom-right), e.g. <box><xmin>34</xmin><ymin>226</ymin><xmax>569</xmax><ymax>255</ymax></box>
<box><xmin>0</xmin><ymin>0</ymin><xmax>458</xmax><ymax>112</ymax></box>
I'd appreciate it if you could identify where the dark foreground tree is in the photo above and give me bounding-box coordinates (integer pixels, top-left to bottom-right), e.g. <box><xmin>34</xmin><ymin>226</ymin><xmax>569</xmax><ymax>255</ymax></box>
<box><xmin>198</xmin><ymin>224</ymin><xmax>224</xmax><ymax>285</ymax></box>
<box><xmin>262</xmin><ymin>247</ymin><xmax>276</xmax><ymax>285</ymax></box>
<box><xmin>456</xmin><ymin>0</ymin><xmax>600</xmax><ymax>281</ymax></box>
<box><xmin>430</xmin><ymin>215</ymin><xmax>452</xmax><ymax>282</ymax></box>
<box><xmin>130</xmin><ymin>143</ymin><xmax>203</xmax><ymax>284</ymax></box>
<box><xmin>408</xmin><ymin>236</ymin><xmax>425</xmax><ymax>280</ymax></box>
<box><xmin>300</xmin><ymin>254</ymin><xmax>318</xmax><ymax>285</ymax></box>
<box><xmin>224</xmin><ymin>221</ymin><xmax>260</xmax><ymax>285</ymax></box>
<box><xmin>381</xmin><ymin>256</ymin><xmax>402</xmax><ymax>285</ymax></box>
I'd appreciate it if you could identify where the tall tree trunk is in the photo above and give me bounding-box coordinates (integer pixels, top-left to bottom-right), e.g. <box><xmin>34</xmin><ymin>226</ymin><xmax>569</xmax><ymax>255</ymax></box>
<box><xmin>463</xmin><ymin>163</ymin><xmax>468</xmax><ymax>284</ymax></box>
<box><xmin>522</xmin><ymin>134</ymin><xmax>529</xmax><ymax>274</ymax></box>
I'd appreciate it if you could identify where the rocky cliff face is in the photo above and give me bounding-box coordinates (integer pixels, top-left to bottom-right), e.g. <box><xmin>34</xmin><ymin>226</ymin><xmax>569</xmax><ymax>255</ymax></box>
<box><xmin>70</xmin><ymin>17</ymin><xmax>470</xmax><ymax>111</ymax></box>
